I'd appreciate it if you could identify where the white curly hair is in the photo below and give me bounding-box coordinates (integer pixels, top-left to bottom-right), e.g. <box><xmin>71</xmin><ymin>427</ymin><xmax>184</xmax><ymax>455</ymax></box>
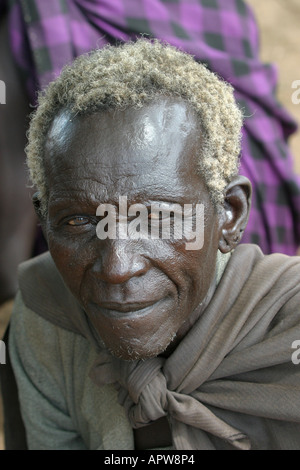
<box><xmin>26</xmin><ymin>38</ymin><xmax>243</xmax><ymax>215</ymax></box>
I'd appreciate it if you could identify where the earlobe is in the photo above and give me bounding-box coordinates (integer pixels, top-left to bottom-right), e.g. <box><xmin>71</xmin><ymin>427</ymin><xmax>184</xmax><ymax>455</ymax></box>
<box><xmin>218</xmin><ymin>176</ymin><xmax>252</xmax><ymax>253</ymax></box>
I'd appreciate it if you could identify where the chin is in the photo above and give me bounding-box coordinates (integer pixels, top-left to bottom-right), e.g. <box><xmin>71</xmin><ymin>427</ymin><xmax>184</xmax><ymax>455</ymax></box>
<box><xmin>106</xmin><ymin>332</ymin><xmax>177</xmax><ymax>362</ymax></box>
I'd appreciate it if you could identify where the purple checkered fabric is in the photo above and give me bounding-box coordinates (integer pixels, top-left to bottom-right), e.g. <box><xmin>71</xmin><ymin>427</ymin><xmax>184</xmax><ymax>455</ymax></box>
<box><xmin>3</xmin><ymin>0</ymin><xmax>300</xmax><ymax>254</ymax></box>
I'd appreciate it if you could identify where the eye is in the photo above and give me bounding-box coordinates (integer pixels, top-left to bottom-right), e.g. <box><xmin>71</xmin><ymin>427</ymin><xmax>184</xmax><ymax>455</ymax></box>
<box><xmin>67</xmin><ymin>216</ymin><xmax>91</xmax><ymax>226</ymax></box>
<box><xmin>148</xmin><ymin>211</ymin><xmax>175</xmax><ymax>221</ymax></box>
<box><xmin>148</xmin><ymin>212</ymin><xmax>160</xmax><ymax>220</ymax></box>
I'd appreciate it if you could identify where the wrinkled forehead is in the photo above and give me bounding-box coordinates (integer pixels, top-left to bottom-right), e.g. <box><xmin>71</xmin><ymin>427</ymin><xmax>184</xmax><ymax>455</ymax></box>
<box><xmin>44</xmin><ymin>98</ymin><xmax>202</xmax><ymax>177</ymax></box>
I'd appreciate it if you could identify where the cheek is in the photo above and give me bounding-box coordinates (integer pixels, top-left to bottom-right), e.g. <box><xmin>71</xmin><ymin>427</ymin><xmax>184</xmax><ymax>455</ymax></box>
<box><xmin>182</xmin><ymin>251</ymin><xmax>214</xmax><ymax>306</ymax></box>
<box><xmin>47</xmin><ymin>234</ymin><xmax>91</xmax><ymax>298</ymax></box>
<box><xmin>180</xmin><ymin>224</ymin><xmax>220</xmax><ymax>296</ymax></box>
<box><xmin>150</xmin><ymin>241</ymin><xmax>213</xmax><ymax>319</ymax></box>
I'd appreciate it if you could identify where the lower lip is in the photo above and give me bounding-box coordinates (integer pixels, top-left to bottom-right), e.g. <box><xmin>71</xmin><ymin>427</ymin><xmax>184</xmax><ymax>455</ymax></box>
<box><xmin>91</xmin><ymin>299</ymin><xmax>165</xmax><ymax>320</ymax></box>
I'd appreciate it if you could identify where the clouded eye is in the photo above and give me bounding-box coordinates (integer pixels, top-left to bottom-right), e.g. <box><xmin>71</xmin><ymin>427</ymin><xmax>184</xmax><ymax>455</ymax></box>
<box><xmin>148</xmin><ymin>212</ymin><xmax>160</xmax><ymax>220</ymax></box>
<box><xmin>67</xmin><ymin>216</ymin><xmax>90</xmax><ymax>226</ymax></box>
<box><xmin>148</xmin><ymin>211</ymin><xmax>175</xmax><ymax>221</ymax></box>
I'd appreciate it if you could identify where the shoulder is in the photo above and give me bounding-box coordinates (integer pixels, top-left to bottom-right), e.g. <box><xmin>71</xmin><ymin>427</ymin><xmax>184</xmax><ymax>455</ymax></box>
<box><xmin>9</xmin><ymin>290</ymin><xmax>87</xmax><ymax>373</ymax></box>
<box><xmin>218</xmin><ymin>244</ymin><xmax>300</xmax><ymax>327</ymax></box>
<box><xmin>17</xmin><ymin>251</ymin><xmax>86</xmax><ymax>335</ymax></box>
<box><xmin>8</xmin><ymin>291</ymin><xmax>133</xmax><ymax>450</ymax></box>
<box><xmin>9</xmin><ymin>289</ymin><xmax>94</xmax><ymax>410</ymax></box>
<box><xmin>229</xmin><ymin>244</ymin><xmax>300</xmax><ymax>284</ymax></box>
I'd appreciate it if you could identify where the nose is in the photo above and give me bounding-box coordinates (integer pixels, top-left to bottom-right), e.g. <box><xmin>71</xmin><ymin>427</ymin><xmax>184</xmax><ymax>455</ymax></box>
<box><xmin>92</xmin><ymin>239</ymin><xmax>150</xmax><ymax>284</ymax></box>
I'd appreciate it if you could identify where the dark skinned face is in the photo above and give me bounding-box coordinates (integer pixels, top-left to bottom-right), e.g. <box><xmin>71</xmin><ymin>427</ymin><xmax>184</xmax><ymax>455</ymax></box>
<box><xmin>42</xmin><ymin>98</ymin><xmax>249</xmax><ymax>361</ymax></box>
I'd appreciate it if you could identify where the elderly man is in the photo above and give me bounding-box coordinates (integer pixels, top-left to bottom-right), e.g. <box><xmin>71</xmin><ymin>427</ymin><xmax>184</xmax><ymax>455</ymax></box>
<box><xmin>7</xmin><ymin>39</ymin><xmax>300</xmax><ymax>450</ymax></box>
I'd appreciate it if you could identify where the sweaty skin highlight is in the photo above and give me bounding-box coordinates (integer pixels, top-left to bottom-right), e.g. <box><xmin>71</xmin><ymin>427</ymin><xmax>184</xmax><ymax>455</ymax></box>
<box><xmin>95</xmin><ymin>196</ymin><xmax>205</xmax><ymax>251</ymax></box>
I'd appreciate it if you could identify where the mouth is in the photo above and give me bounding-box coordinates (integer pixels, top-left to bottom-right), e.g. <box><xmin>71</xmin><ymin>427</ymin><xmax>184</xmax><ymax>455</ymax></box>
<box><xmin>91</xmin><ymin>299</ymin><xmax>165</xmax><ymax>319</ymax></box>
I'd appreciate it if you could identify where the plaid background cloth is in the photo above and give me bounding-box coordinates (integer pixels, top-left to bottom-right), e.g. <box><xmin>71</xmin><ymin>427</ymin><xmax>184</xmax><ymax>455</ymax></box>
<box><xmin>2</xmin><ymin>0</ymin><xmax>300</xmax><ymax>255</ymax></box>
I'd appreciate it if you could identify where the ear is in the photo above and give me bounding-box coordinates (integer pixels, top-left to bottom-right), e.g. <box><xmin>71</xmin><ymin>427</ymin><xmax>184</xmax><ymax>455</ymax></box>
<box><xmin>218</xmin><ymin>175</ymin><xmax>252</xmax><ymax>253</ymax></box>
<box><xmin>32</xmin><ymin>192</ymin><xmax>48</xmax><ymax>242</ymax></box>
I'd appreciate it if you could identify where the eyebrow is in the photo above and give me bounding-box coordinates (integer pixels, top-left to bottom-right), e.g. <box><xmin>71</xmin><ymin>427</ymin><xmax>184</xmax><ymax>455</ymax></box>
<box><xmin>48</xmin><ymin>193</ymin><xmax>101</xmax><ymax>215</ymax></box>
